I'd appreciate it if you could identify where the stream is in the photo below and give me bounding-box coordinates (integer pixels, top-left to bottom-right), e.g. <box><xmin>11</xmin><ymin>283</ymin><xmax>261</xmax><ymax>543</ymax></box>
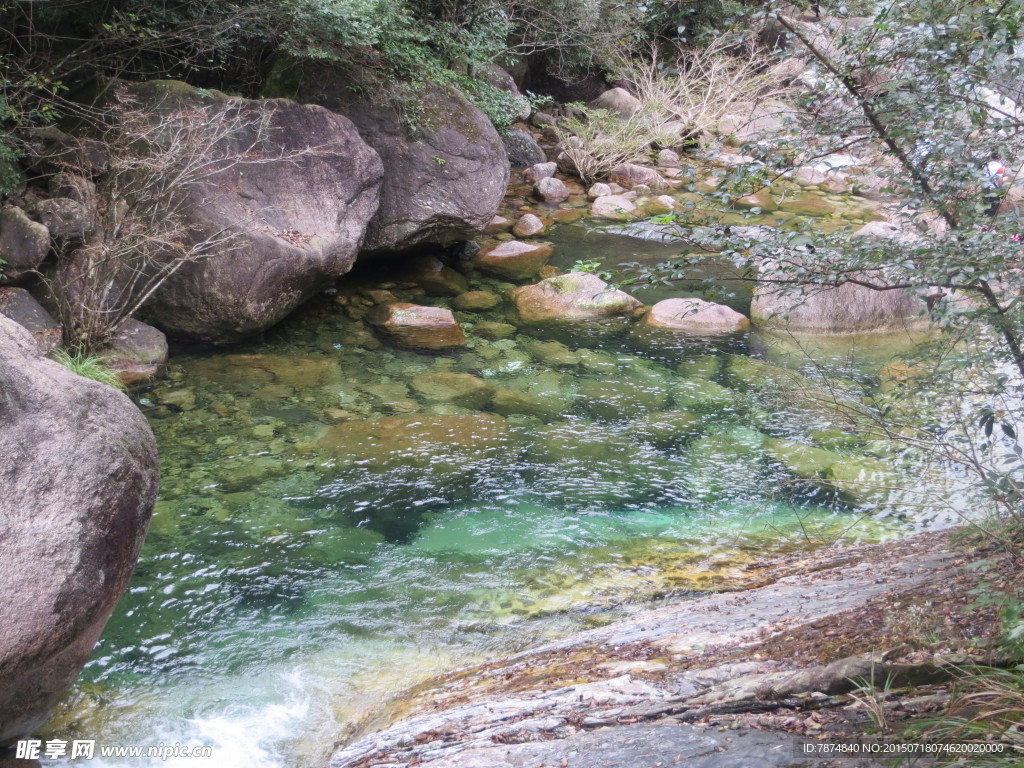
<box><xmin>43</xmin><ymin>208</ymin><xmax>963</xmax><ymax>767</ymax></box>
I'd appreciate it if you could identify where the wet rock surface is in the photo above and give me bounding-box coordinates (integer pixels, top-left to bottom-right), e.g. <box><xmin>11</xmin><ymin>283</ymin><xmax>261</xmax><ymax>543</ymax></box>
<box><xmin>329</xmin><ymin>536</ymin><xmax>958</xmax><ymax>768</ymax></box>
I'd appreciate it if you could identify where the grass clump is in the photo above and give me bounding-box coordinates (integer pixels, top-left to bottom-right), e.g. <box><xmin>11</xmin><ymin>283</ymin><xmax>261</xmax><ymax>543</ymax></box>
<box><xmin>51</xmin><ymin>349</ymin><xmax>125</xmax><ymax>390</ymax></box>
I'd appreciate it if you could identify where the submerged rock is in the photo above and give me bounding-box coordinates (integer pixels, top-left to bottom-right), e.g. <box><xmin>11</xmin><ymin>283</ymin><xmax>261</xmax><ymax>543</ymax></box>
<box><xmin>452</xmin><ymin>290</ymin><xmax>500</xmax><ymax>311</ymax></box>
<box><xmin>399</xmin><ymin>255</ymin><xmax>469</xmax><ymax>297</ymax></box>
<box><xmin>509</xmin><ymin>273</ymin><xmax>642</xmax><ymax>324</ymax></box>
<box><xmin>578</xmin><ymin>376</ymin><xmax>669</xmax><ymax>421</ymax></box>
<box><xmin>0</xmin><ymin>316</ymin><xmax>159</xmax><ymax>745</ymax></box>
<box><xmin>630</xmin><ymin>410</ymin><xmax>702</xmax><ymax>449</ymax></box>
<box><xmin>368</xmin><ymin>302</ymin><xmax>465</xmax><ymax>349</ymax></box>
<box><xmin>410</xmin><ymin>372</ymin><xmax>495</xmax><ymax>409</ymax></box>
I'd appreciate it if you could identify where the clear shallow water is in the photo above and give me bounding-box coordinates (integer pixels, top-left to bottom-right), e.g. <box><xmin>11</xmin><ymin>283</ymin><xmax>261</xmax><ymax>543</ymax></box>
<box><xmin>44</xmin><ymin>225</ymin><xmax>955</xmax><ymax>767</ymax></box>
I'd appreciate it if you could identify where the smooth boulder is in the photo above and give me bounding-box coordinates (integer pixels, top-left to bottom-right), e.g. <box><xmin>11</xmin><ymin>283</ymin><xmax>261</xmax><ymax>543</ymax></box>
<box><xmin>368</xmin><ymin>302</ymin><xmax>465</xmax><ymax>349</ymax></box>
<box><xmin>133</xmin><ymin>81</ymin><xmax>384</xmax><ymax>341</ymax></box>
<box><xmin>0</xmin><ymin>316</ymin><xmax>159</xmax><ymax>745</ymax></box>
<box><xmin>510</xmin><ymin>273</ymin><xmax>643</xmax><ymax>323</ymax></box>
<box><xmin>641</xmin><ymin>298</ymin><xmax>750</xmax><ymax>334</ymax></box>
<box><xmin>96</xmin><ymin>318</ymin><xmax>168</xmax><ymax>385</ymax></box>
<box><xmin>274</xmin><ymin>64</ymin><xmax>508</xmax><ymax>252</ymax></box>
<box><xmin>751</xmin><ymin>276</ymin><xmax>930</xmax><ymax>336</ymax></box>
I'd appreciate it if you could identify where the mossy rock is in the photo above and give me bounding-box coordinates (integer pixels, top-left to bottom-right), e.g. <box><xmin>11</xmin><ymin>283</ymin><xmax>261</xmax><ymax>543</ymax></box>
<box><xmin>409</xmin><ymin>372</ymin><xmax>495</xmax><ymax>409</ymax></box>
<box><xmin>779</xmin><ymin>195</ymin><xmax>836</xmax><ymax>217</ymax></box>
<box><xmin>764</xmin><ymin>437</ymin><xmax>842</xmax><ymax>479</ymax></box>
<box><xmin>672</xmin><ymin>378</ymin><xmax>736</xmax><ymax>412</ymax></box>
<box><xmin>631</xmin><ymin>410</ymin><xmax>702</xmax><ymax>450</ymax></box>
<box><xmin>527</xmin><ymin>421</ymin><xmax>636</xmax><ymax>464</ymax></box>
<box><xmin>578</xmin><ymin>376</ymin><xmax>670</xmax><ymax>421</ymax></box>
<box><xmin>473</xmin><ymin>321</ymin><xmax>518</xmax><ymax>340</ymax></box>
<box><xmin>827</xmin><ymin>456</ymin><xmax>902</xmax><ymax>506</ymax></box>
<box><xmin>810</xmin><ymin>428</ymin><xmax>863</xmax><ymax>451</ymax></box>
<box><xmin>727</xmin><ymin>356</ymin><xmax>808</xmax><ymax>391</ymax></box>
<box><xmin>575</xmin><ymin>348</ymin><xmax>621</xmax><ymax>375</ymax></box>
<box><xmin>677</xmin><ymin>355</ymin><xmax>720</xmax><ymax>379</ymax></box>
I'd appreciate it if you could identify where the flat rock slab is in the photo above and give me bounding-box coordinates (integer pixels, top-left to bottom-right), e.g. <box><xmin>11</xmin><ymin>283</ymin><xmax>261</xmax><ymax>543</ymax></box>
<box><xmin>420</xmin><ymin>722</ymin><xmax>884</xmax><ymax>768</ymax></box>
<box><xmin>329</xmin><ymin>535</ymin><xmax>956</xmax><ymax>768</ymax></box>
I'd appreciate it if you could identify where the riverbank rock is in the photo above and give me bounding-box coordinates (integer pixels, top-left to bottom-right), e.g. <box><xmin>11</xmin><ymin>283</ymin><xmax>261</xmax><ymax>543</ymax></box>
<box><xmin>534</xmin><ymin>176</ymin><xmax>570</xmax><ymax>204</ymax></box>
<box><xmin>368</xmin><ymin>302</ymin><xmax>465</xmax><ymax>349</ymax></box>
<box><xmin>589</xmin><ymin>87</ymin><xmax>642</xmax><ymax>117</ymax></box>
<box><xmin>452</xmin><ymin>290</ymin><xmax>500</xmax><ymax>311</ymax></box>
<box><xmin>271</xmin><ymin>64</ymin><xmax>508</xmax><ymax>252</ymax></box>
<box><xmin>0</xmin><ymin>316</ymin><xmax>159</xmax><ymax>746</ymax></box>
<box><xmin>509</xmin><ymin>273</ymin><xmax>643</xmax><ymax>323</ymax></box>
<box><xmin>751</xmin><ymin>278</ymin><xmax>930</xmax><ymax>335</ymax></box>
<box><xmin>128</xmin><ymin>81</ymin><xmax>384</xmax><ymax>342</ymax></box>
<box><xmin>398</xmin><ymin>255</ymin><xmax>469</xmax><ymax>296</ymax></box>
<box><xmin>503</xmin><ymin>129</ymin><xmax>546</xmax><ymax>168</ymax></box>
<box><xmin>512</xmin><ymin>213</ymin><xmax>546</xmax><ymax>238</ymax></box>
<box><xmin>591</xmin><ymin>195</ymin><xmax>638</xmax><ymax>220</ymax></box>
<box><xmin>0</xmin><ymin>207</ymin><xmax>50</xmax><ymax>283</ymax></box>
<box><xmin>474</xmin><ymin>240</ymin><xmax>552</xmax><ymax>279</ymax></box>
<box><xmin>0</xmin><ymin>287</ymin><xmax>61</xmax><ymax>353</ymax></box>
<box><xmin>609</xmin><ymin>164</ymin><xmax>663</xmax><ymax>190</ymax></box>
<box><xmin>95</xmin><ymin>318</ymin><xmax>168</xmax><ymax>386</ymax></box>
<box><xmin>641</xmin><ymin>298</ymin><xmax>750</xmax><ymax>334</ymax></box>
<box><xmin>524</xmin><ymin>162</ymin><xmax>556</xmax><ymax>184</ymax></box>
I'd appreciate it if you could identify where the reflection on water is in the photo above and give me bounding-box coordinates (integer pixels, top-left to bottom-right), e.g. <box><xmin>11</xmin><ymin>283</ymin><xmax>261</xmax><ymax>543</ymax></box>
<box><xmin>46</xmin><ymin>232</ymin><xmax>956</xmax><ymax>768</ymax></box>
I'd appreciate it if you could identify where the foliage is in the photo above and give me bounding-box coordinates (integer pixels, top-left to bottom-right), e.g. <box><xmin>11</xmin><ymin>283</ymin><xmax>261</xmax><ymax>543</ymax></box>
<box><xmin>50</xmin><ymin>348</ymin><xmax>126</xmax><ymax>390</ymax></box>
<box><xmin>614</xmin><ymin>35</ymin><xmax>786</xmax><ymax>145</ymax></box>
<box><xmin>553</xmin><ymin>105</ymin><xmax>657</xmax><ymax>183</ymax></box>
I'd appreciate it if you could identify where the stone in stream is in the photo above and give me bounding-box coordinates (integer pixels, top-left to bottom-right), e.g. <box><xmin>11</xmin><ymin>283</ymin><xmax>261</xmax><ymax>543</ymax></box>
<box><xmin>524</xmin><ymin>162</ymin><xmax>556</xmax><ymax>184</ymax></box>
<box><xmin>367</xmin><ymin>303</ymin><xmax>465</xmax><ymax>350</ymax></box>
<box><xmin>452</xmin><ymin>290</ymin><xmax>500</xmax><ymax>311</ymax></box>
<box><xmin>609</xmin><ymin>163</ymin><xmax>664</xmax><ymax>190</ymax></box>
<box><xmin>778</xmin><ymin>194</ymin><xmax>836</xmax><ymax>216</ymax></box>
<box><xmin>763</xmin><ymin>437</ymin><xmax>842</xmax><ymax>479</ymax></box>
<box><xmin>587</xmin><ymin>182</ymin><xmax>612</xmax><ymax>200</ymax></box>
<box><xmin>502</xmin><ymin>129</ymin><xmax>546</xmax><ymax>168</ymax></box>
<box><xmin>672</xmin><ymin>378</ymin><xmax>737</xmax><ymax>412</ymax></box>
<box><xmin>533</xmin><ymin>176</ymin><xmax>570</xmax><ymax>204</ymax></box>
<box><xmin>319</xmin><ymin>414</ymin><xmax>512</xmax><ymax>474</ymax></box>
<box><xmin>640</xmin><ymin>298</ymin><xmax>750</xmax><ymax>334</ymax></box>
<box><xmin>472</xmin><ymin>321</ymin><xmax>517</xmax><ymax>340</ymax></box>
<box><xmin>191</xmin><ymin>353</ymin><xmax>343</xmax><ymax>388</ymax></box>
<box><xmin>398</xmin><ymin>255</ymin><xmax>469</xmax><ymax>297</ymax></box>
<box><xmin>410</xmin><ymin>372</ymin><xmax>495</xmax><ymax>409</ymax></box>
<box><xmin>523</xmin><ymin>339</ymin><xmax>579</xmax><ymax>368</ymax></box>
<box><xmin>0</xmin><ymin>315</ymin><xmax>159</xmax><ymax>746</ymax></box>
<box><xmin>512</xmin><ymin>213</ymin><xmax>546</xmax><ymax>238</ymax></box>
<box><xmin>474</xmin><ymin>240</ymin><xmax>552</xmax><ymax>279</ymax></box>
<box><xmin>630</xmin><ymin>410</ymin><xmax>702</xmax><ymax>449</ymax></box>
<box><xmin>96</xmin><ymin>318</ymin><xmax>168</xmax><ymax>386</ymax></box>
<box><xmin>733</xmin><ymin>187</ymin><xmax>776</xmax><ymax>212</ymax></box>
<box><xmin>509</xmin><ymin>273</ymin><xmax>642</xmax><ymax>324</ymax></box>
<box><xmin>590</xmin><ymin>194</ymin><xmax>638</xmax><ymax>220</ymax></box>
<box><xmin>578</xmin><ymin>376</ymin><xmax>670</xmax><ymax>421</ymax></box>
<box><xmin>750</xmin><ymin>274</ymin><xmax>930</xmax><ymax>335</ymax></box>
<box><xmin>118</xmin><ymin>80</ymin><xmax>385</xmax><ymax>342</ymax></box>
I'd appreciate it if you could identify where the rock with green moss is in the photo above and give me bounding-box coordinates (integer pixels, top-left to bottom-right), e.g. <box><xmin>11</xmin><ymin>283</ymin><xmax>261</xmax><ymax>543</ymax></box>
<box><xmin>763</xmin><ymin>438</ymin><xmax>842</xmax><ymax>479</ymax></box>
<box><xmin>827</xmin><ymin>456</ymin><xmax>902</xmax><ymax>506</ymax></box>
<box><xmin>631</xmin><ymin>410</ymin><xmax>702</xmax><ymax>449</ymax></box>
<box><xmin>473</xmin><ymin>321</ymin><xmax>518</xmax><ymax>340</ymax></box>
<box><xmin>677</xmin><ymin>356</ymin><xmax>720</xmax><ymax>379</ymax></box>
<box><xmin>672</xmin><ymin>378</ymin><xmax>737</xmax><ymax>411</ymax></box>
<box><xmin>509</xmin><ymin>273</ymin><xmax>643</xmax><ymax>324</ymax></box>
<box><xmin>578</xmin><ymin>376</ymin><xmax>670</xmax><ymax>421</ymax></box>
<box><xmin>778</xmin><ymin>194</ymin><xmax>836</xmax><ymax>216</ymax></box>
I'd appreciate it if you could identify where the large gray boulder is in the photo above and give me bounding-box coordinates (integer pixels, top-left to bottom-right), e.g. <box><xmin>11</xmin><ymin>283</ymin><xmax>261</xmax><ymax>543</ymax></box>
<box><xmin>126</xmin><ymin>81</ymin><xmax>384</xmax><ymax>341</ymax></box>
<box><xmin>270</xmin><ymin>64</ymin><xmax>509</xmax><ymax>253</ymax></box>
<box><xmin>751</xmin><ymin>273</ymin><xmax>930</xmax><ymax>335</ymax></box>
<box><xmin>0</xmin><ymin>316</ymin><xmax>159</xmax><ymax>745</ymax></box>
<box><xmin>0</xmin><ymin>287</ymin><xmax>61</xmax><ymax>353</ymax></box>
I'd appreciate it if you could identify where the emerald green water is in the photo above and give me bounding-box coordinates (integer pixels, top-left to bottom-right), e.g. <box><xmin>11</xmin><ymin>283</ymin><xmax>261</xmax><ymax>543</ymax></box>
<box><xmin>47</xmin><ymin>226</ymin><xmax>956</xmax><ymax>767</ymax></box>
